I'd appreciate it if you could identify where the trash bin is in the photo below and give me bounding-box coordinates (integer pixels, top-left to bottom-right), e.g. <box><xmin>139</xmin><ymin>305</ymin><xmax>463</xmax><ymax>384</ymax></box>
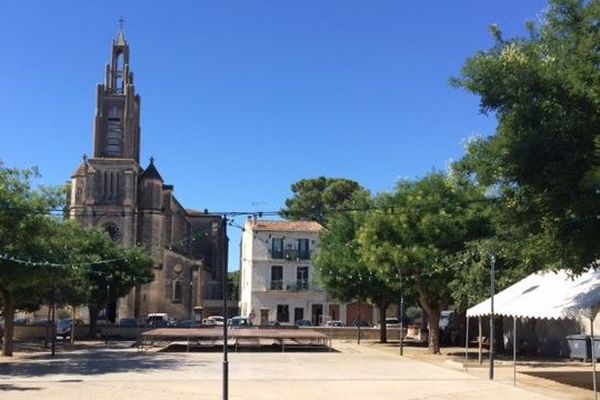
<box><xmin>566</xmin><ymin>334</ymin><xmax>591</xmax><ymax>361</ymax></box>
<box><xmin>591</xmin><ymin>336</ymin><xmax>600</xmax><ymax>361</ymax></box>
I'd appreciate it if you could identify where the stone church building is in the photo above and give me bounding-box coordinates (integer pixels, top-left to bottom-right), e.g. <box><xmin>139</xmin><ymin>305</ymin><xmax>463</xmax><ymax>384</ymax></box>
<box><xmin>67</xmin><ymin>28</ymin><xmax>227</xmax><ymax>322</ymax></box>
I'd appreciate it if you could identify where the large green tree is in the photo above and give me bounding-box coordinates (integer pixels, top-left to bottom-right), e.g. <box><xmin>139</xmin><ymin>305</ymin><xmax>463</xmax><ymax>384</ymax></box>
<box><xmin>281</xmin><ymin>177</ymin><xmax>363</xmax><ymax>227</ymax></box>
<box><xmin>359</xmin><ymin>172</ymin><xmax>492</xmax><ymax>353</ymax></box>
<box><xmin>453</xmin><ymin>0</ymin><xmax>600</xmax><ymax>273</ymax></box>
<box><xmin>0</xmin><ymin>163</ymin><xmax>66</xmax><ymax>356</ymax></box>
<box><xmin>313</xmin><ymin>188</ymin><xmax>402</xmax><ymax>343</ymax></box>
<box><xmin>0</xmin><ymin>162</ymin><xmax>154</xmax><ymax>355</ymax></box>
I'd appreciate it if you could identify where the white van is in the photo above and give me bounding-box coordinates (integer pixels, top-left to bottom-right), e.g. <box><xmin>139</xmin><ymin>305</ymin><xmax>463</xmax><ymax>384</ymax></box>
<box><xmin>146</xmin><ymin>313</ymin><xmax>170</xmax><ymax>327</ymax></box>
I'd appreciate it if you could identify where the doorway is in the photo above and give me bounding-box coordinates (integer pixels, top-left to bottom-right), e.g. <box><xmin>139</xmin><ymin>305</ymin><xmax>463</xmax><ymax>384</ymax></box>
<box><xmin>311</xmin><ymin>304</ymin><xmax>323</xmax><ymax>326</ymax></box>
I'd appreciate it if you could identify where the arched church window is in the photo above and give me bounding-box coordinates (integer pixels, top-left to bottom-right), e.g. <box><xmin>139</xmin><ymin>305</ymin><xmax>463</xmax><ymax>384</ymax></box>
<box><xmin>116</xmin><ymin>53</ymin><xmax>124</xmax><ymax>93</ymax></box>
<box><xmin>172</xmin><ymin>280</ymin><xmax>183</xmax><ymax>303</ymax></box>
<box><xmin>105</xmin><ymin>106</ymin><xmax>123</xmax><ymax>156</ymax></box>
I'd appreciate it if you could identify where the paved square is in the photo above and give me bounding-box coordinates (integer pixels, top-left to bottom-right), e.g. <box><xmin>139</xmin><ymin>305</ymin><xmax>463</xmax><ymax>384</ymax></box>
<box><xmin>0</xmin><ymin>342</ymin><xmax>561</xmax><ymax>400</ymax></box>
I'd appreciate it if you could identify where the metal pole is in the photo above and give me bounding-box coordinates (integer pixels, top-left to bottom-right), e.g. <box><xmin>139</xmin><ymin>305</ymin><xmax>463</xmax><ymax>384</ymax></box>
<box><xmin>513</xmin><ymin>317</ymin><xmax>517</xmax><ymax>387</ymax></box>
<box><xmin>105</xmin><ymin>281</ymin><xmax>110</xmax><ymax>346</ymax></box>
<box><xmin>70</xmin><ymin>305</ymin><xmax>76</xmax><ymax>345</ymax></box>
<box><xmin>591</xmin><ymin>317</ymin><xmax>597</xmax><ymax>400</ymax></box>
<box><xmin>357</xmin><ymin>288</ymin><xmax>361</xmax><ymax>345</ymax></box>
<box><xmin>489</xmin><ymin>254</ymin><xmax>495</xmax><ymax>380</ymax></box>
<box><xmin>478</xmin><ymin>316</ymin><xmax>483</xmax><ymax>364</ymax></box>
<box><xmin>51</xmin><ymin>288</ymin><xmax>56</xmax><ymax>357</ymax></box>
<box><xmin>222</xmin><ymin>215</ymin><xmax>229</xmax><ymax>400</ymax></box>
<box><xmin>465</xmin><ymin>316</ymin><xmax>470</xmax><ymax>371</ymax></box>
<box><xmin>399</xmin><ymin>294</ymin><xmax>405</xmax><ymax>356</ymax></box>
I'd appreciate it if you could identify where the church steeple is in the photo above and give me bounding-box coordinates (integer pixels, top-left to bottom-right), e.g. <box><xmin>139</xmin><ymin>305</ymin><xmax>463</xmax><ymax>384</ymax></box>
<box><xmin>93</xmin><ymin>19</ymin><xmax>141</xmax><ymax>162</ymax></box>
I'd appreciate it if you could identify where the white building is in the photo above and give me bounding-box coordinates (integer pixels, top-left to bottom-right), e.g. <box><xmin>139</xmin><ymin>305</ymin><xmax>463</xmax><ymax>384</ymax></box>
<box><xmin>239</xmin><ymin>219</ymin><xmax>350</xmax><ymax>326</ymax></box>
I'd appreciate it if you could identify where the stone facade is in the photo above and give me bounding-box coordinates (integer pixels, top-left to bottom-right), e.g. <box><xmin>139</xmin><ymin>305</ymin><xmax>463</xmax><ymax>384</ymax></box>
<box><xmin>67</xmin><ymin>28</ymin><xmax>227</xmax><ymax>322</ymax></box>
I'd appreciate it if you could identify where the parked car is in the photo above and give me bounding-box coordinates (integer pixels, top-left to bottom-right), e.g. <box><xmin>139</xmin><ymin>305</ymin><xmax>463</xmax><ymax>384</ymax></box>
<box><xmin>207</xmin><ymin>316</ymin><xmax>224</xmax><ymax>326</ymax></box>
<box><xmin>228</xmin><ymin>316</ymin><xmax>251</xmax><ymax>328</ymax></box>
<box><xmin>118</xmin><ymin>318</ymin><xmax>138</xmax><ymax>327</ymax></box>
<box><xmin>177</xmin><ymin>320</ymin><xmax>202</xmax><ymax>328</ymax></box>
<box><xmin>201</xmin><ymin>318</ymin><xmax>217</xmax><ymax>327</ymax></box>
<box><xmin>56</xmin><ymin>319</ymin><xmax>83</xmax><ymax>339</ymax></box>
<box><xmin>352</xmin><ymin>320</ymin><xmax>372</xmax><ymax>328</ymax></box>
<box><xmin>439</xmin><ymin>310</ymin><xmax>458</xmax><ymax>345</ymax></box>
<box><xmin>264</xmin><ymin>320</ymin><xmax>281</xmax><ymax>327</ymax></box>
<box><xmin>324</xmin><ymin>320</ymin><xmax>344</xmax><ymax>327</ymax></box>
<box><xmin>375</xmin><ymin>317</ymin><xmax>410</xmax><ymax>329</ymax></box>
<box><xmin>146</xmin><ymin>313</ymin><xmax>172</xmax><ymax>327</ymax></box>
<box><xmin>295</xmin><ymin>320</ymin><xmax>312</xmax><ymax>327</ymax></box>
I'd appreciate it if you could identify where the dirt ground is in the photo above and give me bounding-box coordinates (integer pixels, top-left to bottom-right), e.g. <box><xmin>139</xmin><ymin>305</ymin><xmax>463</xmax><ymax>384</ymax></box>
<box><xmin>367</xmin><ymin>340</ymin><xmax>599</xmax><ymax>400</ymax></box>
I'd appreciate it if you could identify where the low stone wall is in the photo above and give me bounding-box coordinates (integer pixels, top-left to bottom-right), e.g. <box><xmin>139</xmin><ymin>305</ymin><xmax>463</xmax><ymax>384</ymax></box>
<box><xmin>309</xmin><ymin>327</ymin><xmax>407</xmax><ymax>341</ymax></box>
<box><xmin>11</xmin><ymin>325</ymin><xmax>153</xmax><ymax>341</ymax></box>
<box><xmin>11</xmin><ymin>326</ymin><xmax>413</xmax><ymax>342</ymax></box>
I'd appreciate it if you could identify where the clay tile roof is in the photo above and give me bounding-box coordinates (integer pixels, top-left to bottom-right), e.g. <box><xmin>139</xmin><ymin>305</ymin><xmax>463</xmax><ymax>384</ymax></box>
<box><xmin>248</xmin><ymin>220</ymin><xmax>323</xmax><ymax>233</ymax></box>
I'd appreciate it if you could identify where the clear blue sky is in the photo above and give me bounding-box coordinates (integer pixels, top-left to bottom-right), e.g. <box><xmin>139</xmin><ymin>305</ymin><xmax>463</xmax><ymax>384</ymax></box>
<box><xmin>0</xmin><ymin>1</ymin><xmax>547</xmax><ymax>270</ymax></box>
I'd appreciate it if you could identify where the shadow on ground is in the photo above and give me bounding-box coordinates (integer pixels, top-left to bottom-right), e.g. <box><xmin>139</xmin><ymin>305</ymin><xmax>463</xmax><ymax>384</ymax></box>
<box><xmin>522</xmin><ymin>370</ymin><xmax>597</xmax><ymax>391</ymax></box>
<box><xmin>161</xmin><ymin>343</ymin><xmax>340</xmax><ymax>353</ymax></box>
<box><xmin>0</xmin><ymin>349</ymin><xmax>209</xmax><ymax>378</ymax></box>
<box><xmin>0</xmin><ymin>384</ymin><xmax>42</xmax><ymax>391</ymax></box>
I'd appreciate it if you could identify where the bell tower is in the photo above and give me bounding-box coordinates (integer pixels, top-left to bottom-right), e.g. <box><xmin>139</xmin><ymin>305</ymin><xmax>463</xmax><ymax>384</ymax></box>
<box><xmin>93</xmin><ymin>20</ymin><xmax>141</xmax><ymax>162</ymax></box>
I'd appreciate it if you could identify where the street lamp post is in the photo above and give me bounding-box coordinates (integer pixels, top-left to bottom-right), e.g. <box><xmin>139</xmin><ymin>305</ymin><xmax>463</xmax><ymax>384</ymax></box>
<box><xmin>399</xmin><ymin>293</ymin><xmax>405</xmax><ymax>356</ymax></box>
<box><xmin>357</xmin><ymin>281</ymin><xmax>362</xmax><ymax>345</ymax></box>
<box><xmin>105</xmin><ymin>275</ymin><xmax>112</xmax><ymax>346</ymax></box>
<box><xmin>489</xmin><ymin>254</ymin><xmax>496</xmax><ymax>380</ymax></box>
<box><xmin>220</xmin><ymin>215</ymin><xmax>229</xmax><ymax>400</ymax></box>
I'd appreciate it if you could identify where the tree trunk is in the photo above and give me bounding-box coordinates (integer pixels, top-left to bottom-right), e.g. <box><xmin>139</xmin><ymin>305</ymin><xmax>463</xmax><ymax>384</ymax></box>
<box><xmin>415</xmin><ymin>286</ymin><xmax>445</xmax><ymax>354</ymax></box>
<box><xmin>427</xmin><ymin>307</ymin><xmax>442</xmax><ymax>354</ymax></box>
<box><xmin>44</xmin><ymin>303</ymin><xmax>51</xmax><ymax>348</ymax></box>
<box><xmin>1</xmin><ymin>288</ymin><xmax>15</xmax><ymax>357</ymax></box>
<box><xmin>88</xmin><ymin>305</ymin><xmax>99</xmax><ymax>339</ymax></box>
<box><xmin>378</xmin><ymin>302</ymin><xmax>388</xmax><ymax>343</ymax></box>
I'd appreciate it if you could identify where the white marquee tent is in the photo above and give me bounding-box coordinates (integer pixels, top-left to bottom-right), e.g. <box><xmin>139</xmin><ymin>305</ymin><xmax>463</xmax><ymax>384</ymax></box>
<box><xmin>465</xmin><ymin>269</ymin><xmax>600</xmax><ymax>395</ymax></box>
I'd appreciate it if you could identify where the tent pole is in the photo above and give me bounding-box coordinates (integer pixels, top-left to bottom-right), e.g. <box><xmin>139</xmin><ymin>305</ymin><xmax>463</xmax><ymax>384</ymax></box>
<box><xmin>591</xmin><ymin>317</ymin><xmax>597</xmax><ymax>400</ymax></box>
<box><xmin>478</xmin><ymin>316</ymin><xmax>483</xmax><ymax>365</ymax></box>
<box><xmin>464</xmin><ymin>316</ymin><xmax>470</xmax><ymax>371</ymax></box>
<box><xmin>513</xmin><ymin>317</ymin><xmax>517</xmax><ymax>387</ymax></box>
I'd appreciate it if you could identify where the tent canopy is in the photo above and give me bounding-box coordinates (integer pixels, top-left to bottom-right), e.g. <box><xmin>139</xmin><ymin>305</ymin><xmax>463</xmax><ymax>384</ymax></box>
<box><xmin>466</xmin><ymin>269</ymin><xmax>600</xmax><ymax>320</ymax></box>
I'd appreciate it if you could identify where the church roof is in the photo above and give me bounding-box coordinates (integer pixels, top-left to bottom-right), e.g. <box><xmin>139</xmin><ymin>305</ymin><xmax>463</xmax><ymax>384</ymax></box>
<box><xmin>72</xmin><ymin>157</ymin><xmax>88</xmax><ymax>177</ymax></box>
<box><xmin>116</xmin><ymin>30</ymin><xmax>126</xmax><ymax>46</ymax></box>
<box><xmin>247</xmin><ymin>220</ymin><xmax>323</xmax><ymax>233</ymax></box>
<box><xmin>140</xmin><ymin>158</ymin><xmax>163</xmax><ymax>181</ymax></box>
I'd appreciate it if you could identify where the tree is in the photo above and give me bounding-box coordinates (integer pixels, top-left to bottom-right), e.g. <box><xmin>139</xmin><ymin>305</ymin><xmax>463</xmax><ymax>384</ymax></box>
<box><xmin>314</xmin><ymin>189</ymin><xmax>401</xmax><ymax>343</ymax></box>
<box><xmin>282</xmin><ymin>177</ymin><xmax>363</xmax><ymax>226</ymax></box>
<box><xmin>453</xmin><ymin>0</ymin><xmax>600</xmax><ymax>273</ymax></box>
<box><xmin>228</xmin><ymin>270</ymin><xmax>240</xmax><ymax>301</ymax></box>
<box><xmin>79</xmin><ymin>231</ymin><xmax>153</xmax><ymax>337</ymax></box>
<box><xmin>358</xmin><ymin>172</ymin><xmax>492</xmax><ymax>353</ymax></box>
<box><xmin>0</xmin><ymin>163</ymin><xmax>66</xmax><ymax>356</ymax></box>
<box><xmin>0</xmin><ymin>161</ymin><xmax>154</xmax><ymax>355</ymax></box>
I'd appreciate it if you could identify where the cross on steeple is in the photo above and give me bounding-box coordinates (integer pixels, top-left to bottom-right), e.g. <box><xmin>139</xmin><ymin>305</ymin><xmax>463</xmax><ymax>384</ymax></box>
<box><xmin>119</xmin><ymin>17</ymin><xmax>125</xmax><ymax>31</ymax></box>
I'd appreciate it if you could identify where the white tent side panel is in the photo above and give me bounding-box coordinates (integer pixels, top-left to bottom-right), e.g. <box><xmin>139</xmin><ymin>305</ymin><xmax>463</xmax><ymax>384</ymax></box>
<box><xmin>466</xmin><ymin>269</ymin><xmax>600</xmax><ymax>320</ymax></box>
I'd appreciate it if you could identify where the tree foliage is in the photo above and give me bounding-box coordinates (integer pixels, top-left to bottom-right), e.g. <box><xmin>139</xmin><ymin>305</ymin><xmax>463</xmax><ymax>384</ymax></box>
<box><xmin>0</xmin><ymin>161</ymin><xmax>153</xmax><ymax>356</ymax></box>
<box><xmin>453</xmin><ymin>0</ymin><xmax>600</xmax><ymax>273</ymax></box>
<box><xmin>358</xmin><ymin>172</ymin><xmax>492</xmax><ymax>353</ymax></box>
<box><xmin>282</xmin><ymin>177</ymin><xmax>363</xmax><ymax>227</ymax></box>
<box><xmin>314</xmin><ymin>188</ymin><xmax>401</xmax><ymax>342</ymax></box>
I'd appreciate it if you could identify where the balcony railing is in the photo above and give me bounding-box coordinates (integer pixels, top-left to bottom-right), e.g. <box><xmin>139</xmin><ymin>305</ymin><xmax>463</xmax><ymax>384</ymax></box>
<box><xmin>269</xmin><ymin>249</ymin><xmax>312</xmax><ymax>261</ymax></box>
<box><xmin>267</xmin><ymin>279</ymin><xmax>314</xmax><ymax>291</ymax></box>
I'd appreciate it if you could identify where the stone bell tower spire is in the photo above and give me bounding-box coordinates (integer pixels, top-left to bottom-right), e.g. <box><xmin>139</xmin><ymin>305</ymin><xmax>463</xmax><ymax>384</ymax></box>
<box><xmin>93</xmin><ymin>18</ymin><xmax>141</xmax><ymax>162</ymax></box>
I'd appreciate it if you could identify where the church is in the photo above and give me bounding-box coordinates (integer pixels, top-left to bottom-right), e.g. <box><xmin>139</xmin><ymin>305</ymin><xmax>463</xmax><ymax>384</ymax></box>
<box><xmin>67</xmin><ymin>27</ymin><xmax>227</xmax><ymax>322</ymax></box>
